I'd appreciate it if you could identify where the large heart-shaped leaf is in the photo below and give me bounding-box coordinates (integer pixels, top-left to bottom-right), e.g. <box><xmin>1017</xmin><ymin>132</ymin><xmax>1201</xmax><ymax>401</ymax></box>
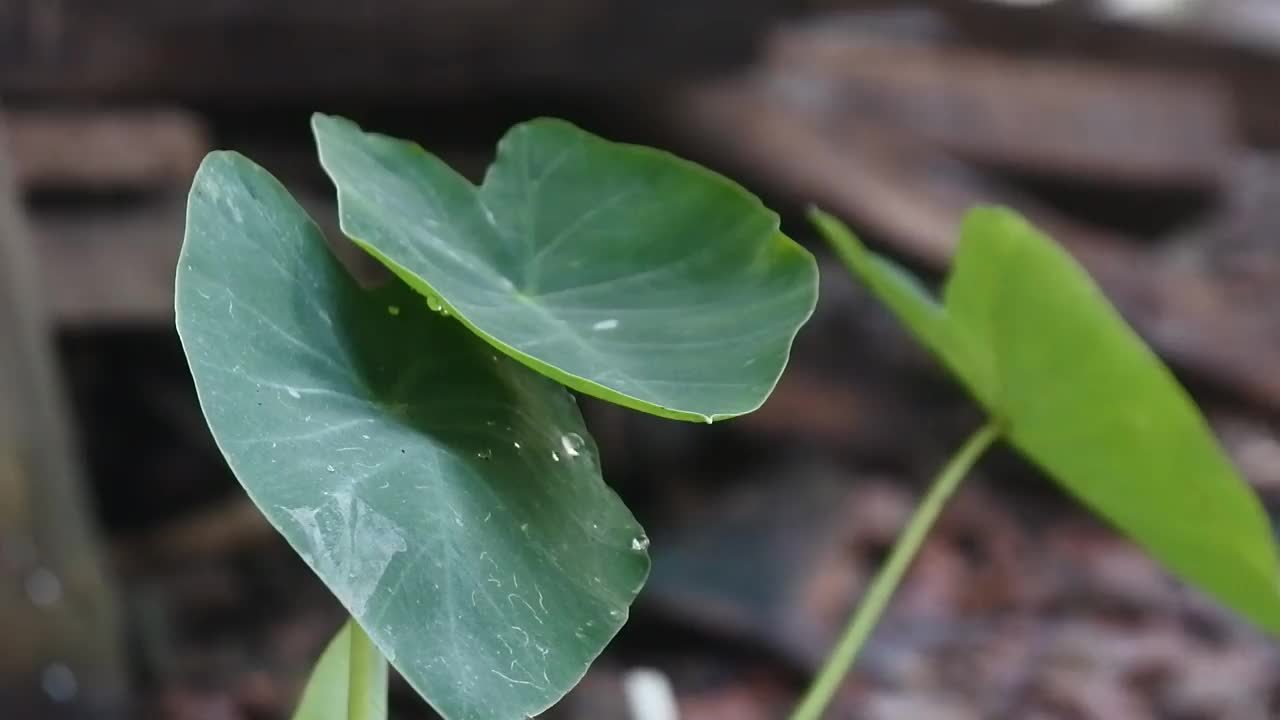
<box><xmin>176</xmin><ymin>152</ymin><xmax>650</xmax><ymax>720</ymax></box>
<box><xmin>312</xmin><ymin>113</ymin><xmax>819</xmax><ymax>423</ymax></box>
<box><xmin>813</xmin><ymin>207</ymin><xmax>1280</xmax><ymax>634</ymax></box>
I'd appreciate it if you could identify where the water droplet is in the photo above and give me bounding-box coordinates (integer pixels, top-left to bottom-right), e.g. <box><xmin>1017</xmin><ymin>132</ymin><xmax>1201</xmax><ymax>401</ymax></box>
<box><xmin>326</xmin><ymin>465</ymin><xmax>336</xmax><ymax>473</ymax></box>
<box><xmin>631</xmin><ymin>536</ymin><xmax>650</xmax><ymax>552</ymax></box>
<box><xmin>560</xmin><ymin>433</ymin><xmax>584</xmax><ymax>458</ymax></box>
<box><xmin>287</xmin><ymin>387</ymin><xmax>301</xmax><ymax>399</ymax></box>
<box><xmin>387</xmin><ymin>305</ymin><xmax>401</xmax><ymax>316</ymax></box>
<box><xmin>476</xmin><ymin>448</ymin><xmax>493</xmax><ymax>460</ymax></box>
<box><xmin>520</xmin><ymin>523</ymin><xmax>529</xmax><ymax>532</ymax></box>
<box><xmin>426</xmin><ymin>295</ymin><xmax>447</xmax><ymax>314</ymax></box>
<box><xmin>592</xmin><ymin>318</ymin><xmax>619</xmax><ymax>331</ymax></box>
<box><xmin>512</xmin><ymin>442</ymin><xmax>521</xmax><ymax>450</ymax></box>
<box><xmin>551</xmin><ymin>451</ymin><xmax>560</xmax><ymax>462</ymax></box>
<box><xmin>25</xmin><ymin>568</ymin><xmax>62</xmax><ymax>607</ymax></box>
<box><xmin>41</xmin><ymin>663</ymin><xmax>77</xmax><ymax>703</ymax></box>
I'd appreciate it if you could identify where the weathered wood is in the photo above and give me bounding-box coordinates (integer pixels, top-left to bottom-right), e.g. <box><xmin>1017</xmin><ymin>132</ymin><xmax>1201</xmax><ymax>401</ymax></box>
<box><xmin>32</xmin><ymin>199</ymin><xmax>186</xmax><ymax>326</ymax></box>
<box><xmin>0</xmin><ymin>110</ymin><xmax>128</xmax><ymax>716</ymax></box>
<box><xmin>929</xmin><ymin>0</ymin><xmax>1280</xmax><ymax>147</ymax></box>
<box><xmin>672</xmin><ymin>78</ymin><xmax>1280</xmax><ymax>412</ymax></box>
<box><xmin>6</xmin><ymin>108</ymin><xmax>209</xmax><ymax>191</ymax></box>
<box><xmin>764</xmin><ymin>27</ymin><xmax>1236</xmax><ymax>186</ymax></box>
<box><xmin>29</xmin><ymin>187</ymin><xmax>340</xmax><ymax>326</ymax></box>
<box><xmin>0</xmin><ymin>0</ymin><xmax>785</xmax><ymax>101</ymax></box>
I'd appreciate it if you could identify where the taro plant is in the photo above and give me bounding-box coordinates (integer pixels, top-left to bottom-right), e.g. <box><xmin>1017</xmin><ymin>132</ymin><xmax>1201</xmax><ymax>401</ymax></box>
<box><xmin>175</xmin><ymin>114</ymin><xmax>1280</xmax><ymax>720</ymax></box>
<box><xmin>792</xmin><ymin>208</ymin><xmax>1280</xmax><ymax>719</ymax></box>
<box><xmin>175</xmin><ymin>114</ymin><xmax>818</xmax><ymax>720</ymax></box>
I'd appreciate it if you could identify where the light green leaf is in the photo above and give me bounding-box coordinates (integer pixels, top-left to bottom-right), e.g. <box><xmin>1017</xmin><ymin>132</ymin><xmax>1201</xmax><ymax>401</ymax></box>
<box><xmin>312</xmin><ymin>113</ymin><xmax>819</xmax><ymax>423</ymax></box>
<box><xmin>813</xmin><ymin>206</ymin><xmax>1280</xmax><ymax>634</ymax></box>
<box><xmin>292</xmin><ymin>620</ymin><xmax>387</xmax><ymax>720</ymax></box>
<box><xmin>176</xmin><ymin>153</ymin><xmax>650</xmax><ymax>720</ymax></box>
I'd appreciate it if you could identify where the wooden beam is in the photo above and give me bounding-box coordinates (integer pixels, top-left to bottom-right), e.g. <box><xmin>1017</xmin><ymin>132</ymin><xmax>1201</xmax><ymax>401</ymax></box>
<box><xmin>30</xmin><ymin>187</ymin><xmax>341</xmax><ymax>326</ymax></box>
<box><xmin>6</xmin><ymin>108</ymin><xmax>209</xmax><ymax>191</ymax></box>
<box><xmin>0</xmin><ymin>0</ymin><xmax>786</xmax><ymax>101</ymax></box>
<box><xmin>671</xmin><ymin>78</ymin><xmax>1280</xmax><ymax>412</ymax></box>
<box><xmin>763</xmin><ymin>27</ymin><xmax>1237</xmax><ymax>187</ymax></box>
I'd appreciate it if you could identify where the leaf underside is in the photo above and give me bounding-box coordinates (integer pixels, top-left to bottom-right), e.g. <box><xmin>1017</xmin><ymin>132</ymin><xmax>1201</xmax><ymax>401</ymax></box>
<box><xmin>177</xmin><ymin>153</ymin><xmax>650</xmax><ymax>720</ymax></box>
<box><xmin>814</xmin><ymin>206</ymin><xmax>1280</xmax><ymax>635</ymax></box>
<box><xmin>312</xmin><ymin>113</ymin><xmax>819</xmax><ymax>423</ymax></box>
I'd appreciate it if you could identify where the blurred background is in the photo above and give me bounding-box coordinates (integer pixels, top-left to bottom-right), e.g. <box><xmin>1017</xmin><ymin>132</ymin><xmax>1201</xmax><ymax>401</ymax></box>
<box><xmin>3</xmin><ymin>0</ymin><xmax>1280</xmax><ymax>718</ymax></box>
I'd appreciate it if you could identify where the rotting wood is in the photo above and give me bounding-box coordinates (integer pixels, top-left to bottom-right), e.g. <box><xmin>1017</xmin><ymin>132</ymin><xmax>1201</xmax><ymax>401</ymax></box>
<box><xmin>0</xmin><ymin>108</ymin><xmax>128</xmax><ymax>717</ymax></box>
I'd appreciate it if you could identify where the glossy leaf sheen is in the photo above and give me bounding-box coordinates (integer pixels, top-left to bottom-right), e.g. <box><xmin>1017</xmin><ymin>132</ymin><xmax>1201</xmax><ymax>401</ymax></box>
<box><xmin>291</xmin><ymin>620</ymin><xmax>387</xmax><ymax>720</ymax></box>
<box><xmin>814</xmin><ymin>207</ymin><xmax>1280</xmax><ymax>633</ymax></box>
<box><xmin>312</xmin><ymin>113</ymin><xmax>819</xmax><ymax>423</ymax></box>
<box><xmin>177</xmin><ymin>153</ymin><xmax>650</xmax><ymax>720</ymax></box>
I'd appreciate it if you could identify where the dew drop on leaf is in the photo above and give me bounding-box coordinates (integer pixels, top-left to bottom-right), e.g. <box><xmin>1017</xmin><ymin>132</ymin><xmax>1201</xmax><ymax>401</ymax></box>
<box><xmin>560</xmin><ymin>433</ymin><xmax>584</xmax><ymax>458</ymax></box>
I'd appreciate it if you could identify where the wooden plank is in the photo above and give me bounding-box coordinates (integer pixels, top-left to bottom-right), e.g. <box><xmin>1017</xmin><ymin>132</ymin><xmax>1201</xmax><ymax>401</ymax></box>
<box><xmin>928</xmin><ymin>0</ymin><xmax>1280</xmax><ymax>147</ymax></box>
<box><xmin>764</xmin><ymin>27</ymin><xmax>1237</xmax><ymax>186</ymax></box>
<box><xmin>6</xmin><ymin>108</ymin><xmax>209</xmax><ymax>191</ymax></box>
<box><xmin>30</xmin><ymin>187</ymin><xmax>341</xmax><ymax>326</ymax></box>
<box><xmin>0</xmin><ymin>109</ymin><xmax>128</xmax><ymax>717</ymax></box>
<box><xmin>670</xmin><ymin>78</ymin><xmax>1280</xmax><ymax>412</ymax></box>
<box><xmin>0</xmin><ymin>0</ymin><xmax>785</xmax><ymax>101</ymax></box>
<box><xmin>32</xmin><ymin>199</ymin><xmax>187</xmax><ymax>326</ymax></box>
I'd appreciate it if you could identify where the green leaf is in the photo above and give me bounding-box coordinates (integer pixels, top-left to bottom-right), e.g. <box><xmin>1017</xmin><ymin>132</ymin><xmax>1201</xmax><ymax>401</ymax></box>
<box><xmin>813</xmin><ymin>206</ymin><xmax>1280</xmax><ymax>634</ymax></box>
<box><xmin>291</xmin><ymin>619</ymin><xmax>387</xmax><ymax>720</ymax></box>
<box><xmin>311</xmin><ymin>113</ymin><xmax>819</xmax><ymax>423</ymax></box>
<box><xmin>176</xmin><ymin>153</ymin><xmax>650</xmax><ymax>720</ymax></box>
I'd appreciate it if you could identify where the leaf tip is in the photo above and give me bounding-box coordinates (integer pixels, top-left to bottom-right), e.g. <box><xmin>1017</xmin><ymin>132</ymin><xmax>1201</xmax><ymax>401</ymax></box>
<box><xmin>309</xmin><ymin>111</ymin><xmax>346</xmax><ymax>131</ymax></box>
<box><xmin>959</xmin><ymin>204</ymin><xmax>1035</xmax><ymax>241</ymax></box>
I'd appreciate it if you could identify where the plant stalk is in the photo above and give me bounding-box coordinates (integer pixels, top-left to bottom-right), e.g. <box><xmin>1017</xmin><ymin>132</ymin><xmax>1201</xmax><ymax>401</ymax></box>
<box><xmin>348</xmin><ymin>620</ymin><xmax>381</xmax><ymax>720</ymax></box>
<box><xmin>789</xmin><ymin>421</ymin><xmax>1002</xmax><ymax>720</ymax></box>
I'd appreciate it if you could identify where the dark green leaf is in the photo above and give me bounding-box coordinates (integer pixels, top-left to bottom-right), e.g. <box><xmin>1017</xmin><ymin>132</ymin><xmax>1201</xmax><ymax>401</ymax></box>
<box><xmin>176</xmin><ymin>153</ymin><xmax>650</xmax><ymax>719</ymax></box>
<box><xmin>813</xmin><ymin>206</ymin><xmax>1280</xmax><ymax>634</ymax></box>
<box><xmin>312</xmin><ymin>113</ymin><xmax>819</xmax><ymax>423</ymax></box>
